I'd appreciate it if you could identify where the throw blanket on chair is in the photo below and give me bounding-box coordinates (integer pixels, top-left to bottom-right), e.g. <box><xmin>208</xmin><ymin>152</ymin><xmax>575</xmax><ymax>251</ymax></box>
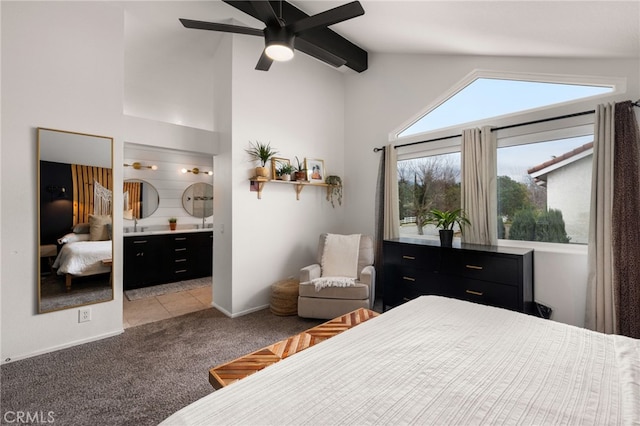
<box><xmin>313</xmin><ymin>234</ymin><xmax>361</xmax><ymax>291</ymax></box>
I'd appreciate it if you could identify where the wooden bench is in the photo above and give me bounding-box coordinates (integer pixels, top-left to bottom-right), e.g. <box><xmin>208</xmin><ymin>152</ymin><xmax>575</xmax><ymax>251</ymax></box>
<box><xmin>209</xmin><ymin>308</ymin><xmax>380</xmax><ymax>389</ymax></box>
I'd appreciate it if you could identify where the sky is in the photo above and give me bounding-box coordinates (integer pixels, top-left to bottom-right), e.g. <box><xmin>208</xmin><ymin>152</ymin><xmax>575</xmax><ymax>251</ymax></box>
<box><xmin>398</xmin><ymin>78</ymin><xmax>611</xmax><ymax>138</ymax></box>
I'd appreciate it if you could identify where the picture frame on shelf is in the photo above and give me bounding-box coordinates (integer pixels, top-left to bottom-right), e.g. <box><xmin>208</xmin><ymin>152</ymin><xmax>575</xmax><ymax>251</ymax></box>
<box><xmin>305</xmin><ymin>158</ymin><xmax>325</xmax><ymax>184</ymax></box>
<box><xmin>270</xmin><ymin>157</ymin><xmax>290</xmax><ymax>180</ymax></box>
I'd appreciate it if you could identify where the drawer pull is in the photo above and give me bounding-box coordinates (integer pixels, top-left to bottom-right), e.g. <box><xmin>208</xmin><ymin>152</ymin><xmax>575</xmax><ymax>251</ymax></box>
<box><xmin>175</xmin><ymin>269</ymin><xmax>187</xmax><ymax>274</ymax></box>
<box><xmin>136</xmin><ymin>252</ymin><xmax>144</xmax><ymax>257</ymax></box>
<box><xmin>133</xmin><ymin>240</ymin><xmax>147</xmax><ymax>244</ymax></box>
<box><xmin>402</xmin><ymin>255</ymin><xmax>416</xmax><ymax>260</ymax></box>
<box><xmin>175</xmin><ymin>237</ymin><xmax>187</xmax><ymax>241</ymax></box>
<box><xmin>466</xmin><ymin>289</ymin><xmax>484</xmax><ymax>296</ymax></box>
<box><xmin>402</xmin><ymin>276</ymin><xmax>416</xmax><ymax>282</ymax></box>
<box><xmin>175</xmin><ymin>259</ymin><xmax>187</xmax><ymax>263</ymax></box>
<box><xmin>465</xmin><ymin>264</ymin><xmax>483</xmax><ymax>270</ymax></box>
<box><xmin>175</xmin><ymin>248</ymin><xmax>187</xmax><ymax>252</ymax></box>
<box><xmin>403</xmin><ymin>297</ymin><xmax>411</xmax><ymax>302</ymax></box>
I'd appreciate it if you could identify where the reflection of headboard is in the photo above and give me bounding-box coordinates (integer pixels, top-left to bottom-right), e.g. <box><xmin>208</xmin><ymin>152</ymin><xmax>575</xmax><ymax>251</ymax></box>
<box><xmin>71</xmin><ymin>164</ymin><xmax>112</xmax><ymax>225</ymax></box>
<box><xmin>123</xmin><ymin>181</ymin><xmax>142</xmax><ymax>218</ymax></box>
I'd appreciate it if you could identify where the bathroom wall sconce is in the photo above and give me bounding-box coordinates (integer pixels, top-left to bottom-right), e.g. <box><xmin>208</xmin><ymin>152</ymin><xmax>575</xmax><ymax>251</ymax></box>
<box><xmin>124</xmin><ymin>162</ymin><xmax>158</xmax><ymax>170</ymax></box>
<box><xmin>46</xmin><ymin>185</ymin><xmax>67</xmax><ymax>200</ymax></box>
<box><xmin>181</xmin><ymin>167</ymin><xmax>213</xmax><ymax>176</ymax></box>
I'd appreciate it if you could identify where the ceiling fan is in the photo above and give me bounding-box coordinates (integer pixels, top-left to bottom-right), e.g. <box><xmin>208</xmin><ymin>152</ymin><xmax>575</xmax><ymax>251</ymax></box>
<box><xmin>180</xmin><ymin>1</ymin><xmax>365</xmax><ymax>71</ymax></box>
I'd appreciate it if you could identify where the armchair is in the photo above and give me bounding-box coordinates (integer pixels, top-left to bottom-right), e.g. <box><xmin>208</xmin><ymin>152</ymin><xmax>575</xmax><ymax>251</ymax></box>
<box><xmin>298</xmin><ymin>233</ymin><xmax>375</xmax><ymax>319</ymax></box>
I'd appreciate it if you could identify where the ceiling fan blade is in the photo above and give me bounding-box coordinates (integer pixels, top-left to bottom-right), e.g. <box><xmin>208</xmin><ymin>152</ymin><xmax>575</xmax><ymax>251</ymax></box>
<box><xmin>255</xmin><ymin>51</ymin><xmax>274</xmax><ymax>71</ymax></box>
<box><xmin>288</xmin><ymin>1</ymin><xmax>364</xmax><ymax>34</ymax></box>
<box><xmin>294</xmin><ymin>38</ymin><xmax>347</xmax><ymax>68</ymax></box>
<box><xmin>250</xmin><ymin>1</ymin><xmax>282</xmax><ymax>27</ymax></box>
<box><xmin>179</xmin><ymin>18</ymin><xmax>263</xmax><ymax>37</ymax></box>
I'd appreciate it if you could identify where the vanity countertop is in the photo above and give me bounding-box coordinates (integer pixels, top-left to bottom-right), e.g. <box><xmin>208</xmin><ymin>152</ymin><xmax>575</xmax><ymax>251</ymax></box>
<box><xmin>123</xmin><ymin>225</ymin><xmax>213</xmax><ymax>237</ymax></box>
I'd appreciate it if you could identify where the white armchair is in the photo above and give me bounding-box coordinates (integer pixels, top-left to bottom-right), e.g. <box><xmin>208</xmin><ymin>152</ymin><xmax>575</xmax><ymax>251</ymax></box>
<box><xmin>298</xmin><ymin>233</ymin><xmax>375</xmax><ymax>319</ymax></box>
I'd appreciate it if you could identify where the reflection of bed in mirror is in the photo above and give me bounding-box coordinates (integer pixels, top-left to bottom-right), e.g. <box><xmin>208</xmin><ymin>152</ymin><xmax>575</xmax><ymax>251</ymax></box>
<box><xmin>50</xmin><ymin>183</ymin><xmax>113</xmax><ymax>291</ymax></box>
<box><xmin>38</xmin><ymin>128</ymin><xmax>114</xmax><ymax>313</ymax></box>
<box><xmin>52</xmin><ymin>215</ymin><xmax>112</xmax><ymax>291</ymax></box>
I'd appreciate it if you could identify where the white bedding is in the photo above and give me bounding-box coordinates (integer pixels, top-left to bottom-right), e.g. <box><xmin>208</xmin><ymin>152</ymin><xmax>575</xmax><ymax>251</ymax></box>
<box><xmin>162</xmin><ymin>296</ymin><xmax>640</xmax><ymax>425</ymax></box>
<box><xmin>52</xmin><ymin>240</ymin><xmax>112</xmax><ymax>276</ymax></box>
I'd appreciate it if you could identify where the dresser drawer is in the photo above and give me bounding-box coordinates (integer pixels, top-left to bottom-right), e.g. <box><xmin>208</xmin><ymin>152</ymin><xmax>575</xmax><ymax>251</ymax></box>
<box><xmin>441</xmin><ymin>250</ymin><xmax>519</xmax><ymax>286</ymax></box>
<box><xmin>400</xmin><ymin>245</ymin><xmax>439</xmax><ymax>270</ymax></box>
<box><xmin>444</xmin><ymin>278</ymin><xmax>519</xmax><ymax>311</ymax></box>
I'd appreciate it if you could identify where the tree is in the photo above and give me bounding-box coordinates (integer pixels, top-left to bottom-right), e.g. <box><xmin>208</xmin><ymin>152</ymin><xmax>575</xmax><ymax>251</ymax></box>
<box><xmin>509</xmin><ymin>209</ymin><xmax>536</xmax><ymax>241</ymax></box>
<box><xmin>397</xmin><ymin>157</ymin><xmax>460</xmax><ymax>235</ymax></box>
<box><xmin>535</xmin><ymin>209</ymin><xmax>570</xmax><ymax>243</ymax></box>
<box><xmin>524</xmin><ymin>175</ymin><xmax>547</xmax><ymax>211</ymax></box>
<box><xmin>497</xmin><ymin>176</ymin><xmax>531</xmax><ymax>220</ymax></box>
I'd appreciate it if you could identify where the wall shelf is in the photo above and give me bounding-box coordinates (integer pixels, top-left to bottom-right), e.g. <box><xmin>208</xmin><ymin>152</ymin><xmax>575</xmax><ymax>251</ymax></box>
<box><xmin>249</xmin><ymin>177</ymin><xmax>333</xmax><ymax>200</ymax></box>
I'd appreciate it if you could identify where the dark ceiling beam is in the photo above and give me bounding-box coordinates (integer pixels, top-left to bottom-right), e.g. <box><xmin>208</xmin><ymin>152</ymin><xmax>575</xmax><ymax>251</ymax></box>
<box><xmin>222</xmin><ymin>0</ymin><xmax>368</xmax><ymax>73</ymax></box>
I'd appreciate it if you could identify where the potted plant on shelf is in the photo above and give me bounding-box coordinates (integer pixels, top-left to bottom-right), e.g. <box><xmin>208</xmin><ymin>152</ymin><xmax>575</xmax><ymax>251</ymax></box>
<box><xmin>427</xmin><ymin>208</ymin><xmax>470</xmax><ymax>247</ymax></box>
<box><xmin>245</xmin><ymin>141</ymin><xmax>278</xmax><ymax>178</ymax></box>
<box><xmin>169</xmin><ymin>217</ymin><xmax>177</xmax><ymax>231</ymax></box>
<box><xmin>277</xmin><ymin>163</ymin><xmax>294</xmax><ymax>181</ymax></box>
<box><xmin>325</xmin><ymin>175</ymin><xmax>343</xmax><ymax>207</ymax></box>
<box><xmin>292</xmin><ymin>156</ymin><xmax>307</xmax><ymax>181</ymax></box>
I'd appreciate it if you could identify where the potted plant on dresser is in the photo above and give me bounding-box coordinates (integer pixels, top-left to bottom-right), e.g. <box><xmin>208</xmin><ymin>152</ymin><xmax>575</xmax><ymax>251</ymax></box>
<box><xmin>427</xmin><ymin>208</ymin><xmax>470</xmax><ymax>247</ymax></box>
<box><xmin>245</xmin><ymin>141</ymin><xmax>278</xmax><ymax>178</ymax></box>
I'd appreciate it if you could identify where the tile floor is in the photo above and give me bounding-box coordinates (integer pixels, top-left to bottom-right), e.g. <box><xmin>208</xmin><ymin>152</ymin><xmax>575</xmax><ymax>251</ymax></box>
<box><xmin>123</xmin><ymin>285</ymin><xmax>212</xmax><ymax>329</ymax></box>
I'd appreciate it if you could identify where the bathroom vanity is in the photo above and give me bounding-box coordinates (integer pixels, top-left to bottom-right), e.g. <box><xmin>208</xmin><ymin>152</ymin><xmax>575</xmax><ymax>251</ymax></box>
<box><xmin>123</xmin><ymin>228</ymin><xmax>213</xmax><ymax>290</ymax></box>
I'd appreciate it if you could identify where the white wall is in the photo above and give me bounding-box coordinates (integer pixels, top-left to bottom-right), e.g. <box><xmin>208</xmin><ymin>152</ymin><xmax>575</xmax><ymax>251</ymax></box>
<box><xmin>343</xmin><ymin>53</ymin><xmax>640</xmax><ymax>327</ymax></box>
<box><xmin>1</xmin><ymin>1</ymin><xmax>125</xmax><ymax>362</ymax></box>
<box><xmin>215</xmin><ymin>34</ymin><xmax>346</xmax><ymax>316</ymax></box>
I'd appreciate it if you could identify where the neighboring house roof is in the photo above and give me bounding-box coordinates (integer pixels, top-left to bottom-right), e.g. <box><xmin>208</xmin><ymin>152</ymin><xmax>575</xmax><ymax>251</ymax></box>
<box><xmin>528</xmin><ymin>142</ymin><xmax>594</xmax><ymax>185</ymax></box>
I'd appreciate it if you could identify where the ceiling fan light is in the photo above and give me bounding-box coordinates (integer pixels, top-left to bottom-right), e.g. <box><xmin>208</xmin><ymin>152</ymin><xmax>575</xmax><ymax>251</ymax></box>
<box><xmin>265</xmin><ymin>44</ymin><xmax>294</xmax><ymax>61</ymax></box>
<box><xmin>264</xmin><ymin>26</ymin><xmax>294</xmax><ymax>62</ymax></box>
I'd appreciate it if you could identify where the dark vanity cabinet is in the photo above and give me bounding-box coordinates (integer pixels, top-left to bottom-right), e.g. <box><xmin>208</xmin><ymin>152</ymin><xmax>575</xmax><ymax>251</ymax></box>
<box><xmin>383</xmin><ymin>238</ymin><xmax>533</xmax><ymax>313</ymax></box>
<box><xmin>124</xmin><ymin>231</ymin><xmax>213</xmax><ymax>290</ymax></box>
<box><xmin>123</xmin><ymin>234</ymin><xmax>164</xmax><ymax>289</ymax></box>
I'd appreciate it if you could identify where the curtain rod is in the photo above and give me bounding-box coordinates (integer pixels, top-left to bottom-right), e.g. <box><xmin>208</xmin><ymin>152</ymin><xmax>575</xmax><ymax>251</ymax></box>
<box><xmin>373</xmin><ymin>99</ymin><xmax>640</xmax><ymax>152</ymax></box>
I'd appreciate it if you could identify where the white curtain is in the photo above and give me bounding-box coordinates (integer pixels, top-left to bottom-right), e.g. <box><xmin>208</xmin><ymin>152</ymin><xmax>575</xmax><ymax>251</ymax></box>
<box><xmin>461</xmin><ymin>126</ymin><xmax>497</xmax><ymax>245</ymax></box>
<box><xmin>383</xmin><ymin>144</ymin><xmax>400</xmax><ymax>239</ymax></box>
<box><xmin>585</xmin><ymin>103</ymin><xmax>616</xmax><ymax>334</ymax></box>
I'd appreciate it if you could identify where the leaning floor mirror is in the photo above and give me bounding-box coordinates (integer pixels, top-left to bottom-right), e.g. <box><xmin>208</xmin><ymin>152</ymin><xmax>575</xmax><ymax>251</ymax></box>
<box><xmin>38</xmin><ymin>128</ymin><xmax>114</xmax><ymax>313</ymax></box>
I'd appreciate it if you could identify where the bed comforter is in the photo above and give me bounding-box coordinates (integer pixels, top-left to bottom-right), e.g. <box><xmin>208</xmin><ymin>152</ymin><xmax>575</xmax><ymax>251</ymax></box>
<box><xmin>52</xmin><ymin>240</ymin><xmax>112</xmax><ymax>276</ymax></box>
<box><xmin>162</xmin><ymin>296</ymin><xmax>640</xmax><ymax>425</ymax></box>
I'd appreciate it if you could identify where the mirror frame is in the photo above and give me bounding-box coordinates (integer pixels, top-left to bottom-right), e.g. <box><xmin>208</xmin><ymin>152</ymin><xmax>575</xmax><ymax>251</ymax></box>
<box><xmin>123</xmin><ymin>179</ymin><xmax>160</xmax><ymax>220</ymax></box>
<box><xmin>181</xmin><ymin>182</ymin><xmax>213</xmax><ymax>218</ymax></box>
<box><xmin>37</xmin><ymin>127</ymin><xmax>114</xmax><ymax>313</ymax></box>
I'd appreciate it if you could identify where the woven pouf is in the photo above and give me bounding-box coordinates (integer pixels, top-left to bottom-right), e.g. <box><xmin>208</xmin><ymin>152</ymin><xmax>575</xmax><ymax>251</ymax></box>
<box><xmin>270</xmin><ymin>279</ymin><xmax>300</xmax><ymax>316</ymax></box>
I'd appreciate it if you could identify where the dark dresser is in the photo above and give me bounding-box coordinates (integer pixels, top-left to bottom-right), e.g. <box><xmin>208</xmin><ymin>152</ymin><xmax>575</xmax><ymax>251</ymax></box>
<box><xmin>383</xmin><ymin>238</ymin><xmax>533</xmax><ymax>313</ymax></box>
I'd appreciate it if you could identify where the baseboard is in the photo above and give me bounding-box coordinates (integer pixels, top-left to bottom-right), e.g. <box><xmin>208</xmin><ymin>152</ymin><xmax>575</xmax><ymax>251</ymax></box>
<box><xmin>211</xmin><ymin>301</ymin><xmax>270</xmax><ymax>318</ymax></box>
<box><xmin>2</xmin><ymin>329</ymin><xmax>124</xmax><ymax>364</ymax></box>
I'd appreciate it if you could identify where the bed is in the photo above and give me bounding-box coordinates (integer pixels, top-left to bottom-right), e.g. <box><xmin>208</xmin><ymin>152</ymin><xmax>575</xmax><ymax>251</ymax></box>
<box><xmin>52</xmin><ymin>240</ymin><xmax>112</xmax><ymax>291</ymax></box>
<box><xmin>162</xmin><ymin>296</ymin><xmax>640</xmax><ymax>425</ymax></box>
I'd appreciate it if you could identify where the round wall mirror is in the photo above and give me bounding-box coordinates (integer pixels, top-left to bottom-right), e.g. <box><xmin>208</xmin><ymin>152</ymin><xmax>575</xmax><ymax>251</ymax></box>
<box><xmin>123</xmin><ymin>179</ymin><xmax>160</xmax><ymax>219</ymax></box>
<box><xmin>182</xmin><ymin>183</ymin><xmax>213</xmax><ymax>218</ymax></box>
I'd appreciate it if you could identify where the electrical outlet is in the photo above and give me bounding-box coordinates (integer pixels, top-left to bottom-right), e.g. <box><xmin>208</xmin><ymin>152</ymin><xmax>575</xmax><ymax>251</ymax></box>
<box><xmin>78</xmin><ymin>307</ymin><xmax>91</xmax><ymax>323</ymax></box>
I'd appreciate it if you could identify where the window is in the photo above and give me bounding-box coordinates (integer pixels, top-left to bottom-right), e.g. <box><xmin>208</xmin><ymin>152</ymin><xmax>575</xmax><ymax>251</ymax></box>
<box><xmin>399</xmin><ymin>78</ymin><xmax>612</xmax><ymax>138</ymax></box>
<box><xmin>497</xmin><ymin>135</ymin><xmax>593</xmax><ymax>244</ymax></box>
<box><xmin>398</xmin><ymin>153</ymin><xmax>461</xmax><ymax>238</ymax></box>
<box><xmin>395</xmin><ymin>74</ymin><xmax>614</xmax><ymax>244</ymax></box>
